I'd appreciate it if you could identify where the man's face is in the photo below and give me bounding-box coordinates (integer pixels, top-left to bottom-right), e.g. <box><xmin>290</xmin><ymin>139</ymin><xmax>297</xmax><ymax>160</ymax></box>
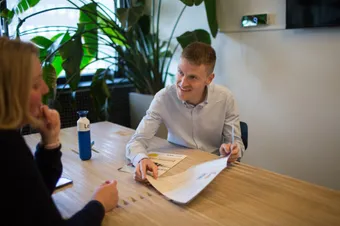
<box><xmin>176</xmin><ymin>58</ymin><xmax>214</xmax><ymax>105</ymax></box>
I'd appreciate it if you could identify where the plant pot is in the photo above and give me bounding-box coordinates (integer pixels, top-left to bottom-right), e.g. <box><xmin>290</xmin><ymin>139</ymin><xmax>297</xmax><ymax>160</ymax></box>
<box><xmin>129</xmin><ymin>92</ymin><xmax>168</xmax><ymax>139</ymax></box>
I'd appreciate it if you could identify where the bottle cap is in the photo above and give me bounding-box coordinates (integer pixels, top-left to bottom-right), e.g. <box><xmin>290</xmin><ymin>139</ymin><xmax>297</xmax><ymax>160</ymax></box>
<box><xmin>77</xmin><ymin>110</ymin><xmax>89</xmax><ymax>117</ymax></box>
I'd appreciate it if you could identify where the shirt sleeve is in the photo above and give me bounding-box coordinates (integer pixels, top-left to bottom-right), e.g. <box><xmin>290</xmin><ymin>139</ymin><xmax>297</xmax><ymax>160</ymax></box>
<box><xmin>34</xmin><ymin>143</ymin><xmax>63</xmax><ymax>195</ymax></box>
<box><xmin>222</xmin><ymin>93</ymin><xmax>245</xmax><ymax>158</ymax></box>
<box><xmin>3</xmin><ymin>132</ymin><xmax>105</xmax><ymax>226</ymax></box>
<box><xmin>126</xmin><ymin>91</ymin><xmax>164</xmax><ymax>166</ymax></box>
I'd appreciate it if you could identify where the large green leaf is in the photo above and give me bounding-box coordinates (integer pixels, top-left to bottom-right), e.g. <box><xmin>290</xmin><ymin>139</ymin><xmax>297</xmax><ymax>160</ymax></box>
<box><xmin>31</xmin><ymin>32</ymin><xmax>67</xmax><ymax>66</ymax></box>
<box><xmin>80</xmin><ymin>3</ymin><xmax>98</xmax><ymax>57</ymax></box>
<box><xmin>51</xmin><ymin>32</ymin><xmax>71</xmax><ymax>77</ymax></box>
<box><xmin>51</xmin><ymin>33</ymin><xmax>64</xmax><ymax>42</ymax></box>
<box><xmin>74</xmin><ymin>22</ymin><xmax>96</xmax><ymax>70</ymax></box>
<box><xmin>52</xmin><ymin>54</ymin><xmax>64</xmax><ymax>77</ymax></box>
<box><xmin>59</xmin><ymin>31</ymin><xmax>72</xmax><ymax>45</ymax></box>
<box><xmin>80</xmin><ymin>47</ymin><xmax>95</xmax><ymax>70</ymax></box>
<box><xmin>42</xmin><ymin>63</ymin><xmax>57</xmax><ymax>104</ymax></box>
<box><xmin>0</xmin><ymin>8</ymin><xmax>15</xmax><ymax>23</ymax></box>
<box><xmin>31</xmin><ymin>36</ymin><xmax>53</xmax><ymax>49</ymax></box>
<box><xmin>176</xmin><ymin>29</ymin><xmax>211</xmax><ymax>49</ymax></box>
<box><xmin>179</xmin><ymin>0</ymin><xmax>204</xmax><ymax>6</ymax></box>
<box><xmin>59</xmin><ymin>34</ymin><xmax>83</xmax><ymax>91</ymax></box>
<box><xmin>48</xmin><ymin>33</ymin><xmax>69</xmax><ymax>75</ymax></box>
<box><xmin>14</xmin><ymin>0</ymin><xmax>40</xmax><ymax>15</ymax></box>
<box><xmin>1</xmin><ymin>0</ymin><xmax>40</xmax><ymax>23</ymax></box>
<box><xmin>48</xmin><ymin>33</ymin><xmax>65</xmax><ymax>76</ymax></box>
<box><xmin>31</xmin><ymin>36</ymin><xmax>53</xmax><ymax>62</ymax></box>
<box><xmin>138</xmin><ymin>14</ymin><xmax>151</xmax><ymax>35</ymax></box>
<box><xmin>204</xmin><ymin>0</ymin><xmax>218</xmax><ymax>38</ymax></box>
<box><xmin>90</xmin><ymin>68</ymin><xmax>112</xmax><ymax>120</ymax></box>
<box><xmin>97</xmin><ymin>13</ymin><xmax>126</xmax><ymax>46</ymax></box>
<box><xmin>116</xmin><ymin>6</ymin><xmax>145</xmax><ymax>30</ymax></box>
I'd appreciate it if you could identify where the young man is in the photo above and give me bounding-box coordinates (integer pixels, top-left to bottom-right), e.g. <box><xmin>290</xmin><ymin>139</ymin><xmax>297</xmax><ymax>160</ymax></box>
<box><xmin>126</xmin><ymin>42</ymin><xmax>245</xmax><ymax>182</ymax></box>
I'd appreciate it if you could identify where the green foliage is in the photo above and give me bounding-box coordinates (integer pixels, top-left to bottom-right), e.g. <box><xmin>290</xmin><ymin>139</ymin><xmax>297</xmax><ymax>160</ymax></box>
<box><xmin>2</xmin><ymin>0</ymin><xmax>219</xmax><ymax>120</ymax></box>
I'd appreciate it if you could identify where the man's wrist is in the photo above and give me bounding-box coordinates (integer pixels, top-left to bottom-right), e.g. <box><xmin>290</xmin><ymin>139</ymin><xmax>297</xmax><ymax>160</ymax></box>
<box><xmin>132</xmin><ymin>153</ymin><xmax>149</xmax><ymax>167</ymax></box>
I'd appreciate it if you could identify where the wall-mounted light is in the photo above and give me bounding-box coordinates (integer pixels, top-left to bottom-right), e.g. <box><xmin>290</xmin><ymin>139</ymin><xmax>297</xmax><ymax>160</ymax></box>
<box><xmin>241</xmin><ymin>14</ymin><xmax>268</xmax><ymax>28</ymax></box>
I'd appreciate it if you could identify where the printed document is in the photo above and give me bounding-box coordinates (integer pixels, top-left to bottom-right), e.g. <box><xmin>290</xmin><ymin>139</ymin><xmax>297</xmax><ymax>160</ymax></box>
<box><xmin>118</xmin><ymin>152</ymin><xmax>187</xmax><ymax>176</ymax></box>
<box><xmin>147</xmin><ymin>156</ymin><xmax>229</xmax><ymax>204</ymax></box>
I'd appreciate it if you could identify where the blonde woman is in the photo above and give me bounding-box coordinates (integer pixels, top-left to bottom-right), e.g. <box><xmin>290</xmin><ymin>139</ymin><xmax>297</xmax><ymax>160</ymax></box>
<box><xmin>0</xmin><ymin>37</ymin><xmax>118</xmax><ymax>225</ymax></box>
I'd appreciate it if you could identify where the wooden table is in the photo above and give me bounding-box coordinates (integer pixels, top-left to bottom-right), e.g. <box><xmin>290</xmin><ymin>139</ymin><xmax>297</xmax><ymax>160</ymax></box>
<box><xmin>24</xmin><ymin>121</ymin><xmax>340</xmax><ymax>226</ymax></box>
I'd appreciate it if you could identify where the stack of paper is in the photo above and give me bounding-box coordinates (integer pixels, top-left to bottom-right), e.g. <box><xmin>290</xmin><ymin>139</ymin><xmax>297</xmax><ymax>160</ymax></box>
<box><xmin>147</xmin><ymin>156</ymin><xmax>229</xmax><ymax>204</ymax></box>
<box><xmin>118</xmin><ymin>152</ymin><xmax>187</xmax><ymax>176</ymax></box>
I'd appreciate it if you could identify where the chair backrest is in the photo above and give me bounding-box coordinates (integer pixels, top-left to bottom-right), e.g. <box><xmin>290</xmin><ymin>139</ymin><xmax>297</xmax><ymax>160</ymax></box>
<box><xmin>240</xmin><ymin>121</ymin><xmax>248</xmax><ymax>150</ymax></box>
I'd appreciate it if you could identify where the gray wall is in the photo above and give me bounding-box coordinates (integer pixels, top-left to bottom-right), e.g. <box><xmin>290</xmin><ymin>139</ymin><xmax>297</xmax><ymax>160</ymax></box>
<box><xmin>158</xmin><ymin>0</ymin><xmax>340</xmax><ymax>190</ymax></box>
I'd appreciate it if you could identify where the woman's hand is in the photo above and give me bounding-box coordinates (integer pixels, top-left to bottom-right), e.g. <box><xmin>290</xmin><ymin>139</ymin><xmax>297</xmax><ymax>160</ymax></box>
<box><xmin>92</xmin><ymin>180</ymin><xmax>119</xmax><ymax>212</ymax></box>
<box><xmin>38</xmin><ymin>105</ymin><xmax>61</xmax><ymax>146</ymax></box>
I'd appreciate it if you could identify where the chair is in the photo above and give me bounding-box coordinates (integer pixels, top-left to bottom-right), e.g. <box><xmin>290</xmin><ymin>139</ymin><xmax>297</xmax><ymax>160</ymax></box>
<box><xmin>240</xmin><ymin>121</ymin><xmax>248</xmax><ymax>150</ymax></box>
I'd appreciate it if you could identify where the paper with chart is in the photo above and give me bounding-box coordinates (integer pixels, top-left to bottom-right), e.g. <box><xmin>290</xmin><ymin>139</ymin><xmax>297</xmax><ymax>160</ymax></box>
<box><xmin>147</xmin><ymin>156</ymin><xmax>229</xmax><ymax>204</ymax></box>
<box><xmin>118</xmin><ymin>152</ymin><xmax>187</xmax><ymax>176</ymax></box>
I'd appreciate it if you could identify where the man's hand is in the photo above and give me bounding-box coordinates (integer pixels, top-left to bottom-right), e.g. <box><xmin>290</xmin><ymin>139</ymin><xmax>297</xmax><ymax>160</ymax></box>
<box><xmin>219</xmin><ymin>143</ymin><xmax>239</xmax><ymax>162</ymax></box>
<box><xmin>134</xmin><ymin>158</ymin><xmax>158</xmax><ymax>182</ymax></box>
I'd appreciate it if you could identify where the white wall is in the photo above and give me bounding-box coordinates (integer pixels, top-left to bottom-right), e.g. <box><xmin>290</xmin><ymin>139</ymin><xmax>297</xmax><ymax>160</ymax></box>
<box><xmin>158</xmin><ymin>0</ymin><xmax>340</xmax><ymax>190</ymax></box>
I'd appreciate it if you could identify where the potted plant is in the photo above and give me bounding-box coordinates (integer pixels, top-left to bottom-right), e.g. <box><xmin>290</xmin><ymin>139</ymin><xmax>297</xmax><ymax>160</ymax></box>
<box><xmin>1</xmin><ymin>0</ymin><xmax>128</xmax><ymax>120</ymax></box>
<box><xmin>1</xmin><ymin>0</ymin><xmax>218</xmax><ymax>128</ymax></box>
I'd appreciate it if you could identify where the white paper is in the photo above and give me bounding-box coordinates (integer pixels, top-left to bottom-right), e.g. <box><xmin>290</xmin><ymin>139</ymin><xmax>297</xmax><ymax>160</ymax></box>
<box><xmin>147</xmin><ymin>156</ymin><xmax>229</xmax><ymax>204</ymax></box>
<box><xmin>118</xmin><ymin>152</ymin><xmax>187</xmax><ymax>176</ymax></box>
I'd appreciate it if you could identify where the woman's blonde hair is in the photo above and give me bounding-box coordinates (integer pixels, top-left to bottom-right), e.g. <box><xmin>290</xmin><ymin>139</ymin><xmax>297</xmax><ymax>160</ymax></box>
<box><xmin>0</xmin><ymin>37</ymin><xmax>40</xmax><ymax>129</ymax></box>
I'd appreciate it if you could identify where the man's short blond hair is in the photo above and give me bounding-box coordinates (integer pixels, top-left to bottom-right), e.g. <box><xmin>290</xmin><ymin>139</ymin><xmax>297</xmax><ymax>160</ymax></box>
<box><xmin>0</xmin><ymin>37</ymin><xmax>39</xmax><ymax>129</ymax></box>
<box><xmin>180</xmin><ymin>42</ymin><xmax>216</xmax><ymax>75</ymax></box>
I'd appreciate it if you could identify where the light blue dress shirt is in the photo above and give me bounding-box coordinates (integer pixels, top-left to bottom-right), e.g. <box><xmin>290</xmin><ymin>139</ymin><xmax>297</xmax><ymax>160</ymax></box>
<box><xmin>126</xmin><ymin>83</ymin><xmax>245</xmax><ymax>166</ymax></box>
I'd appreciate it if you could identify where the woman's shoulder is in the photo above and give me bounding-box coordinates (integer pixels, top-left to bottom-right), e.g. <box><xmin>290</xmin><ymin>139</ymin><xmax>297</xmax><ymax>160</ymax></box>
<box><xmin>0</xmin><ymin>129</ymin><xmax>23</xmax><ymax>141</ymax></box>
<box><xmin>0</xmin><ymin>129</ymin><xmax>28</xmax><ymax>154</ymax></box>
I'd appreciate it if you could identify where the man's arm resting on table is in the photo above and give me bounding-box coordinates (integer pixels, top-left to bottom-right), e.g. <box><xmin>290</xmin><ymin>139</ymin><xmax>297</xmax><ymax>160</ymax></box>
<box><xmin>125</xmin><ymin>92</ymin><xmax>165</xmax><ymax>166</ymax></box>
<box><xmin>125</xmin><ymin>113</ymin><xmax>162</xmax><ymax>181</ymax></box>
<box><xmin>125</xmin><ymin>110</ymin><xmax>163</xmax><ymax>166</ymax></box>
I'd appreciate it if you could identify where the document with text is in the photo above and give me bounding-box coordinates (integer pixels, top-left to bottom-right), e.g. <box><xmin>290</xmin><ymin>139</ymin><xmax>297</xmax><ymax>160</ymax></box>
<box><xmin>147</xmin><ymin>156</ymin><xmax>229</xmax><ymax>204</ymax></box>
<box><xmin>118</xmin><ymin>152</ymin><xmax>187</xmax><ymax>176</ymax></box>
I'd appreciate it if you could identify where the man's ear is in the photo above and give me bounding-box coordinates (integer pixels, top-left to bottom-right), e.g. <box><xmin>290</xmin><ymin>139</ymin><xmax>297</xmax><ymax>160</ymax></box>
<box><xmin>206</xmin><ymin>73</ymin><xmax>215</xmax><ymax>85</ymax></box>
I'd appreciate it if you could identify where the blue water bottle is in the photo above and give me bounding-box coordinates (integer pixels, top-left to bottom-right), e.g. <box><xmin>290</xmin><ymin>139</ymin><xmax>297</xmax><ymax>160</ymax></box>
<box><xmin>77</xmin><ymin>111</ymin><xmax>91</xmax><ymax>160</ymax></box>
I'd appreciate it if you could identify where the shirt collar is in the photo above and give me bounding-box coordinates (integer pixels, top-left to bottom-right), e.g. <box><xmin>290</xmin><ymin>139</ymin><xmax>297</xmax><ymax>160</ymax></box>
<box><xmin>181</xmin><ymin>85</ymin><xmax>211</xmax><ymax>108</ymax></box>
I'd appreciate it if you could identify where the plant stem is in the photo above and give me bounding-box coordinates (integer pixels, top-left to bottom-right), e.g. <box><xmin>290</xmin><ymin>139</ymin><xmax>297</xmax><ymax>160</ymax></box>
<box><xmin>160</xmin><ymin>5</ymin><xmax>186</xmax><ymax>77</ymax></box>
<box><xmin>66</xmin><ymin>0</ymin><xmax>122</xmax><ymax>34</ymax></box>
<box><xmin>164</xmin><ymin>43</ymin><xmax>179</xmax><ymax>85</ymax></box>
<box><xmin>16</xmin><ymin>7</ymin><xmax>78</xmax><ymax>36</ymax></box>
<box><xmin>89</xmin><ymin>0</ymin><xmax>116</xmax><ymax>22</ymax></box>
<box><xmin>20</xmin><ymin>29</ymin><xmax>74</xmax><ymax>37</ymax></box>
<box><xmin>19</xmin><ymin>25</ymin><xmax>77</xmax><ymax>34</ymax></box>
<box><xmin>152</xmin><ymin>0</ymin><xmax>155</xmax><ymax>35</ymax></box>
<box><xmin>155</xmin><ymin>0</ymin><xmax>161</xmax><ymax>71</ymax></box>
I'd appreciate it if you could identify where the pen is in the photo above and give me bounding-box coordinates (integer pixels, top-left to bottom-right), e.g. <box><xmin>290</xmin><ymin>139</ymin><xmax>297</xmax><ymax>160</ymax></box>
<box><xmin>231</xmin><ymin>124</ymin><xmax>234</xmax><ymax>144</ymax></box>
<box><xmin>230</xmin><ymin>124</ymin><xmax>234</xmax><ymax>155</ymax></box>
